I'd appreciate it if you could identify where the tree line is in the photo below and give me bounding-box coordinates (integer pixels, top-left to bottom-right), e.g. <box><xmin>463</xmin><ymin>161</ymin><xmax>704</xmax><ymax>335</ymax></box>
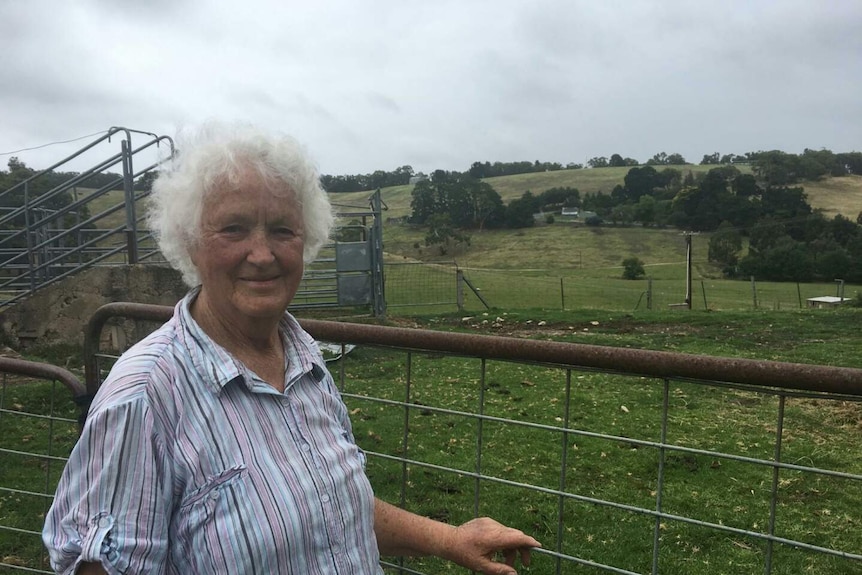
<box><xmin>403</xmin><ymin>149</ymin><xmax>862</xmax><ymax>281</ymax></box>
<box><xmin>321</xmin><ymin>148</ymin><xmax>862</xmax><ymax>194</ymax></box>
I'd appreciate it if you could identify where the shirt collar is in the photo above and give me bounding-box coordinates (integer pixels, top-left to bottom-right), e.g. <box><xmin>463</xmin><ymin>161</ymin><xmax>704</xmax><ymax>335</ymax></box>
<box><xmin>174</xmin><ymin>287</ymin><xmax>327</xmax><ymax>395</ymax></box>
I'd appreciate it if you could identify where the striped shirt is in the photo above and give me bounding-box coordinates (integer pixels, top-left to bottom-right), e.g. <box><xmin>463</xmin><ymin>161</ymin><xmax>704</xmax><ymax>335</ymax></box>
<box><xmin>43</xmin><ymin>289</ymin><xmax>382</xmax><ymax>574</ymax></box>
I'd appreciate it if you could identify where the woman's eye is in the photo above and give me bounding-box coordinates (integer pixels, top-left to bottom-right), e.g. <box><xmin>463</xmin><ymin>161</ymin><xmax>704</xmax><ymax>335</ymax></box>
<box><xmin>220</xmin><ymin>224</ymin><xmax>245</xmax><ymax>234</ymax></box>
<box><xmin>273</xmin><ymin>227</ymin><xmax>295</xmax><ymax>237</ymax></box>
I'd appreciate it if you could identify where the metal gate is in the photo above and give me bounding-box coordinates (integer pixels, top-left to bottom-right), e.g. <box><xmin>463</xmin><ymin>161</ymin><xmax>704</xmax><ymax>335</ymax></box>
<box><xmin>0</xmin><ymin>130</ymin><xmax>387</xmax><ymax>317</ymax></box>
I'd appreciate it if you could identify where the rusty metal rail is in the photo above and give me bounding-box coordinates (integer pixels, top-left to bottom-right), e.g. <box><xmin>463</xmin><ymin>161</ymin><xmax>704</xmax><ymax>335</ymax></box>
<box><xmin>83</xmin><ymin>302</ymin><xmax>862</xmax><ymax>396</ymax></box>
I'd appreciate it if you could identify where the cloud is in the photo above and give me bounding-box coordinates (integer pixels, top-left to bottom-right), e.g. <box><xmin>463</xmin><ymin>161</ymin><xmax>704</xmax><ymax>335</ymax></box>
<box><xmin>2</xmin><ymin>0</ymin><xmax>861</xmax><ymax>175</ymax></box>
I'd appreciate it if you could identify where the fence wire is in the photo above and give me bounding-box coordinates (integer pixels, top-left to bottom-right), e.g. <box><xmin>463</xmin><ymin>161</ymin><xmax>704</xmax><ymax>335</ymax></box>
<box><xmin>0</xmin><ymin>360</ymin><xmax>83</xmax><ymax>574</ymax></box>
<box><xmin>385</xmin><ymin>262</ymin><xmax>858</xmax><ymax>313</ymax></box>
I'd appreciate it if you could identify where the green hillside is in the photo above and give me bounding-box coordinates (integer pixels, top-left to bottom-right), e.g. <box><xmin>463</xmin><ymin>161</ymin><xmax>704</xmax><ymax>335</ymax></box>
<box><xmin>333</xmin><ymin>166</ymin><xmax>862</xmax><ymax>221</ymax></box>
<box><xmin>366</xmin><ymin>168</ymin><xmax>862</xmax><ymax>283</ymax></box>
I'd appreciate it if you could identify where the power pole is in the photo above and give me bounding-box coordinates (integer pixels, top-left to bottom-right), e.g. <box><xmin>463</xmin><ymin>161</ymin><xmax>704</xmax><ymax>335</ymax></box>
<box><xmin>682</xmin><ymin>232</ymin><xmax>699</xmax><ymax>310</ymax></box>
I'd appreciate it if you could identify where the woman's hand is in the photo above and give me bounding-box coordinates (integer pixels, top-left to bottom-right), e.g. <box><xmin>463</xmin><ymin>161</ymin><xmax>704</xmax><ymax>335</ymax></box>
<box><xmin>442</xmin><ymin>517</ymin><xmax>541</xmax><ymax>575</ymax></box>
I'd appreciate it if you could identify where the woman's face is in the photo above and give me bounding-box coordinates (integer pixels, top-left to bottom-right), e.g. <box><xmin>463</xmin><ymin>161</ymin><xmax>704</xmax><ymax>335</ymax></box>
<box><xmin>191</xmin><ymin>168</ymin><xmax>305</xmax><ymax>324</ymax></box>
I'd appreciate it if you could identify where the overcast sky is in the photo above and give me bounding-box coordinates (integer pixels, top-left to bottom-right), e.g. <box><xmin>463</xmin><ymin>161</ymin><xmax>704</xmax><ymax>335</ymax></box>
<box><xmin>1</xmin><ymin>0</ymin><xmax>860</xmax><ymax>176</ymax></box>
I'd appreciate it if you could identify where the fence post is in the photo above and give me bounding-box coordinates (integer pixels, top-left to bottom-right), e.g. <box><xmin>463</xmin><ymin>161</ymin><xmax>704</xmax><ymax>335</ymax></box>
<box><xmin>751</xmin><ymin>276</ymin><xmax>758</xmax><ymax>309</ymax></box>
<box><xmin>369</xmin><ymin>190</ymin><xmax>386</xmax><ymax>319</ymax></box>
<box><xmin>560</xmin><ymin>277</ymin><xmax>565</xmax><ymax>311</ymax></box>
<box><xmin>456</xmin><ymin>269</ymin><xmax>464</xmax><ymax>311</ymax></box>
<box><xmin>647</xmin><ymin>277</ymin><xmax>652</xmax><ymax>310</ymax></box>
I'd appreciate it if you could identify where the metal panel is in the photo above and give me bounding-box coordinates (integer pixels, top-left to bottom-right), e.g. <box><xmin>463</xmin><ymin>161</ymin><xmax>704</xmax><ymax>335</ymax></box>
<box><xmin>337</xmin><ymin>274</ymin><xmax>372</xmax><ymax>305</ymax></box>
<box><xmin>335</xmin><ymin>240</ymin><xmax>372</xmax><ymax>272</ymax></box>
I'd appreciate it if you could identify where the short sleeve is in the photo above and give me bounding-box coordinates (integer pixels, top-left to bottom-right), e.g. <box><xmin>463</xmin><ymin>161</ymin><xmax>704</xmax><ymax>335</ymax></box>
<box><xmin>42</xmin><ymin>396</ymin><xmax>172</xmax><ymax>575</ymax></box>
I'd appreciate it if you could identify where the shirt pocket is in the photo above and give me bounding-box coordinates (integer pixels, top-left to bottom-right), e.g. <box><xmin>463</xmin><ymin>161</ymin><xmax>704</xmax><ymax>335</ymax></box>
<box><xmin>177</xmin><ymin>464</ymin><xmax>249</xmax><ymax>534</ymax></box>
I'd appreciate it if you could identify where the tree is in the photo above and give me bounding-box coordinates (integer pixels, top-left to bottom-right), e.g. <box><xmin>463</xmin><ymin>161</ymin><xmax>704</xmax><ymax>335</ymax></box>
<box><xmin>135</xmin><ymin>170</ymin><xmax>159</xmax><ymax>192</ymax></box>
<box><xmin>647</xmin><ymin>152</ymin><xmax>668</xmax><ymax>166</ymax></box>
<box><xmin>760</xmin><ymin>186</ymin><xmax>811</xmax><ymax>221</ymax></box>
<box><xmin>409</xmin><ymin>178</ymin><xmax>441</xmax><ymax>224</ymax></box>
<box><xmin>739</xmin><ymin>236</ymin><xmax>814</xmax><ymax>282</ymax></box>
<box><xmin>610</xmin><ymin>204</ymin><xmax>635</xmax><ymax>226</ymax></box>
<box><xmin>670</xmin><ymin>170</ymin><xmax>733</xmax><ymax>231</ymax></box>
<box><xmin>538</xmin><ymin>187</ymin><xmax>580</xmax><ymax>211</ymax></box>
<box><xmin>838</xmin><ymin>152</ymin><xmax>862</xmax><ymax>176</ymax></box>
<box><xmin>708</xmin><ymin>221</ymin><xmax>743</xmax><ymax>271</ymax></box>
<box><xmin>608</xmin><ymin>154</ymin><xmax>627</xmax><ymax>167</ymax></box>
<box><xmin>505</xmin><ymin>191</ymin><xmax>539</xmax><ymax>228</ymax></box>
<box><xmin>701</xmin><ymin>152</ymin><xmax>720</xmax><ymax>165</ymax></box>
<box><xmin>424</xmin><ymin>213</ymin><xmax>471</xmax><ymax>255</ymax></box>
<box><xmin>827</xmin><ymin>214</ymin><xmax>860</xmax><ymax>247</ymax></box>
<box><xmin>634</xmin><ymin>195</ymin><xmax>656</xmax><ymax>226</ymax></box>
<box><xmin>666</xmin><ymin>153</ymin><xmax>687</xmax><ymax>165</ymax></box>
<box><xmin>409</xmin><ymin>173</ymin><xmax>505</xmax><ymax>230</ymax></box>
<box><xmin>621</xmin><ymin>257</ymin><xmax>646</xmax><ymax>280</ymax></box>
<box><xmin>732</xmin><ymin>174</ymin><xmax>760</xmax><ymax>198</ymax></box>
<box><xmin>750</xmin><ymin>150</ymin><xmax>798</xmax><ymax>186</ymax></box>
<box><xmin>623</xmin><ymin>166</ymin><xmax>660</xmax><ymax>202</ymax></box>
<box><xmin>465</xmin><ymin>179</ymin><xmax>505</xmax><ymax>230</ymax></box>
<box><xmin>588</xmin><ymin>156</ymin><xmax>609</xmax><ymax>168</ymax></box>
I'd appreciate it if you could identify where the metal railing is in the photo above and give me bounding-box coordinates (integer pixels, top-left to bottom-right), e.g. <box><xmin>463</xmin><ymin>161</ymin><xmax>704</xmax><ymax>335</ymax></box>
<box><xmin>0</xmin><ymin>128</ymin><xmax>174</xmax><ymax>308</ymax></box>
<box><xmin>2</xmin><ymin>302</ymin><xmax>861</xmax><ymax>573</ymax></box>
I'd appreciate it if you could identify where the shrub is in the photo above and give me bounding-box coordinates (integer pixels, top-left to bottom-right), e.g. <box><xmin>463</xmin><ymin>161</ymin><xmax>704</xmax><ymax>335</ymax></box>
<box><xmin>622</xmin><ymin>257</ymin><xmax>646</xmax><ymax>280</ymax></box>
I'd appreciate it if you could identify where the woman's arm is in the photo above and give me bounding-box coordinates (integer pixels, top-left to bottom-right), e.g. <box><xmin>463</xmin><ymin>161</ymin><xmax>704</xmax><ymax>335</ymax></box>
<box><xmin>374</xmin><ymin>498</ymin><xmax>540</xmax><ymax>575</ymax></box>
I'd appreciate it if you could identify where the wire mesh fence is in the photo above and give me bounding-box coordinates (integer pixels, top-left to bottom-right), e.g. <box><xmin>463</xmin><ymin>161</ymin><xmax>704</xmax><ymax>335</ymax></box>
<box><xmin>384</xmin><ymin>261</ymin><xmax>459</xmax><ymax>309</ymax></box>
<box><xmin>71</xmin><ymin>304</ymin><xmax>862</xmax><ymax>575</ymax></box>
<box><xmin>384</xmin><ymin>262</ymin><xmax>859</xmax><ymax>314</ymax></box>
<box><xmin>0</xmin><ymin>360</ymin><xmax>83</xmax><ymax>574</ymax></box>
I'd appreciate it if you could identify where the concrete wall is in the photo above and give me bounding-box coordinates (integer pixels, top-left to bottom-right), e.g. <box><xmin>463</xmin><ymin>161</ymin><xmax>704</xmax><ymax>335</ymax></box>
<box><xmin>0</xmin><ymin>265</ymin><xmax>188</xmax><ymax>349</ymax></box>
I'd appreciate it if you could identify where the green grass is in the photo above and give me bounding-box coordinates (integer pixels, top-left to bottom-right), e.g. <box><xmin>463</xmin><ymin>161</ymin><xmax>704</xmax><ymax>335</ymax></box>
<box><xmin>335</xmin><ymin>309</ymin><xmax>862</xmax><ymax>574</ymax></box>
<box><xmin>0</xmin><ymin>376</ymin><xmax>80</xmax><ymax>571</ymax></box>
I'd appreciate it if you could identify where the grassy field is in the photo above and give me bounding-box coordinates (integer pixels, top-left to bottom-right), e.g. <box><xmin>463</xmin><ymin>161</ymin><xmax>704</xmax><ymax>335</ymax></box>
<box><xmin>331</xmin><ymin>309</ymin><xmax>862</xmax><ymax>574</ymax></box>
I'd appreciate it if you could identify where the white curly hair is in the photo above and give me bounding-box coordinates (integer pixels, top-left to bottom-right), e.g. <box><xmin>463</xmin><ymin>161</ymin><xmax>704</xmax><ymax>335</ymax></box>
<box><xmin>147</xmin><ymin>122</ymin><xmax>334</xmax><ymax>287</ymax></box>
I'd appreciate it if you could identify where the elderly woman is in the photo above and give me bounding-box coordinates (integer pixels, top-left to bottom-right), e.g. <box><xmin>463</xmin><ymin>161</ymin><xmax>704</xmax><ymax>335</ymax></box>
<box><xmin>43</xmin><ymin>123</ymin><xmax>539</xmax><ymax>574</ymax></box>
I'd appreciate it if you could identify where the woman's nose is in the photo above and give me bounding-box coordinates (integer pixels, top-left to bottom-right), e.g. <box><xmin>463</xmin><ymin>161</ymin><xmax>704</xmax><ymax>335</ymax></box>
<box><xmin>246</xmin><ymin>230</ymin><xmax>276</xmax><ymax>264</ymax></box>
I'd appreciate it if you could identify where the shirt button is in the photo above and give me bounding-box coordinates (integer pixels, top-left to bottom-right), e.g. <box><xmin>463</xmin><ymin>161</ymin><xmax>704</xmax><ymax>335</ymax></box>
<box><xmin>209</xmin><ymin>489</ymin><xmax>220</xmax><ymax>500</ymax></box>
<box><xmin>301</xmin><ymin>444</ymin><xmax>311</xmax><ymax>452</ymax></box>
<box><xmin>320</xmin><ymin>493</ymin><xmax>330</xmax><ymax>503</ymax></box>
<box><xmin>98</xmin><ymin>517</ymin><xmax>111</xmax><ymax>528</ymax></box>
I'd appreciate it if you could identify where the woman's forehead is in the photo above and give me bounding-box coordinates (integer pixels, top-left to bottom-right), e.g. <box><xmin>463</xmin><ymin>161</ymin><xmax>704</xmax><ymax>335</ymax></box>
<box><xmin>203</xmin><ymin>183</ymin><xmax>301</xmax><ymax>221</ymax></box>
<box><xmin>208</xmin><ymin>166</ymin><xmax>296</xmax><ymax>198</ymax></box>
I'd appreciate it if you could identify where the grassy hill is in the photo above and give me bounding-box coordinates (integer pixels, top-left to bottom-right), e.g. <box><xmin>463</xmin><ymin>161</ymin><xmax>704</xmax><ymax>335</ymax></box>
<box><xmin>333</xmin><ymin>166</ymin><xmax>862</xmax><ymax>221</ymax></box>
<box><xmin>339</xmin><ymin>168</ymin><xmax>859</xmax><ymax>278</ymax></box>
